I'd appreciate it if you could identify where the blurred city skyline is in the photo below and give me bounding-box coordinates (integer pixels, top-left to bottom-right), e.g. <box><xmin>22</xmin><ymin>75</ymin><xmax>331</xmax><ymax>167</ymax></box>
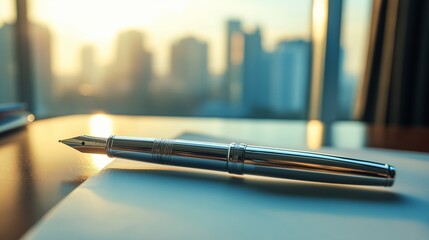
<box><xmin>0</xmin><ymin>0</ymin><xmax>371</xmax><ymax>120</ymax></box>
<box><xmin>31</xmin><ymin>0</ymin><xmax>312</xmax><ymax>77</ymax></box>
<box><xmin>0</xmin><ymin>0</ymin><xmax>371</xmax><ymax>78</ymax></box>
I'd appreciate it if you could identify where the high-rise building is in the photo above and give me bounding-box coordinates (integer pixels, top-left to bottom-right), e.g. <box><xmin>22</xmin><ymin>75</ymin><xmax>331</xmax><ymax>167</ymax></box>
<box><xmin>170</xmin><ymin>36</ymin><xmax>208</xmax><ymax>97</ymax></box>
<box><xmin>75</xmin><ymin>44</ymin><xmax>101</xmax><ymax>101</ymax></box>
<box><xmin>110</xmin><ymin>30</ymin><xmax>152</xmax><ymax>95</ymax></box>
<box><xmin>0</xmin><ymin>23</ymin><xmax>16</xmax><ymax>104</ymax></box>
<box><xmin>242</xmin><ymin>27</ymin><xmax>270</xmax><ymax>112</ymax></box>
<box><xmin>225</xmin><ymin>20</ymin><xmax>244</xmax><ymax>105</ymax></box>
<box><xmin>106</xmin><ymin>30</ymin><xmax>152</xmax><ymax>113</ymax></box>
<box><xmin>338</xmin><ymin>48</ymin><xmax>358</xmax><ymax>120</ymax></box>
<box><xmin>80</xmin><ymin>45</ymin><xmax>98</xmax><ymax>84</ymax></box>
<box><xmin>270</xmin><ymin>40</ymin><xmax>311</xmax><ymax>117</ymax></box>
<box><xmin>30</xmin><ymin>23</ymin><xmax>53</xmax><ymax>117</ymax></box>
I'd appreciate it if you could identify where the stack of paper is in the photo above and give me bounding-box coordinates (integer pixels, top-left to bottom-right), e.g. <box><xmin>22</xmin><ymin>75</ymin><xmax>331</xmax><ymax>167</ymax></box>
<box><xmin>0</xmin><ymin>103</ymin><xmax>30</xmax><ymax>134</ymax></box>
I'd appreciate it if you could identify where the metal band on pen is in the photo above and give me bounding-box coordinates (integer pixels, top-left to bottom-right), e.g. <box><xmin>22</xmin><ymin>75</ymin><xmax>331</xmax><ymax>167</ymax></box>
<box><xmin>227</xmin><ymin>143</ymin><xmax>247</xmax><ymax>175</ymax></box>
<box><xmin>106</xmin><ymin>135</ymin><xmax>115</xmax><ymax>157</ymax></box>
<box><xmin>152</xmin><ymin>138</ymin><xmax>175</xmax><ymax>165</ymax></box>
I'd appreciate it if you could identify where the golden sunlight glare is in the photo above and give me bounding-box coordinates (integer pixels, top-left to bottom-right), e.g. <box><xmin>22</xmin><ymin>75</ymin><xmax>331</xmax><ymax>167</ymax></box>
<box><xmin>88</xmin><ymin>113</ymin><xmax>114</xmax><ymax>170</ymax></box>
<box><xmin>312</xmin><ymin>0</ymin><xmax>328</xmax><ymax>42</ymax></box>
<box><xmin>89</xmin><ymin>113</ymin><xmax>113</xmax><ymax>137</ymax></box>
<box><xmin>306</xmin><ymin>120</ymin><xmax>324</xmax><ymax>149</ymax></box>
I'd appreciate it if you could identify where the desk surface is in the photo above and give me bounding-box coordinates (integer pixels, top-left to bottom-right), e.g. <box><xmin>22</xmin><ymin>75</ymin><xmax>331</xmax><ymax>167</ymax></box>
<box><xmin>1</xmin><ymin>114</ymin><xmax>428</xmax><ymax>239</ymax></box>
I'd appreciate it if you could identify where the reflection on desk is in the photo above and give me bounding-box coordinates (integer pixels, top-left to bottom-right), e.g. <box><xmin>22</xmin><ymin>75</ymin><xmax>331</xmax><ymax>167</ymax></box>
<box><xmin>0</xmin><ymin>114</ymin><xmax>428</xmax><ymax>239</ymax></box>
<box><xmin>25</xmin><ymin>155</ymin><xmax>429</xmax><ymax>239</ymax></box>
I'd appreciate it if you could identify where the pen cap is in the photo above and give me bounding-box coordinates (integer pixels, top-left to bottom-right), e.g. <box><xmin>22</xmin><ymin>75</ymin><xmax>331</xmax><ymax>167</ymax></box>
<box><xmin>241</xmin><ymin>145</ymin><xmax>395</xmax><ymax>187</ymax></box>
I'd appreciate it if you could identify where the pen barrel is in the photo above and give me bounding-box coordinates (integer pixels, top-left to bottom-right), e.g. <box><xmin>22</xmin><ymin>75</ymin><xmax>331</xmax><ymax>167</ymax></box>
<box><xmin>107</xmin><ymin>136</ymin><xmax>395</xmax><ymax>187</ymax></box>
<box><xmin>107</xmin><ymin>136</ymin><xmax>230</xmax><ymax>171</ymax></box>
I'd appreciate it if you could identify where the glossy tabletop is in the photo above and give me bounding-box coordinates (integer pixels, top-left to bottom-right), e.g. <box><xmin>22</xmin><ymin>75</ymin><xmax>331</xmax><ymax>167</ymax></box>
<box><xmin>0</xmin><ymin>114</ymin><xmax>316</xmax><ymax>239</ymax></box>
<box><xmin>1</xmin><ymin>114</ymin><xmax>428</xmax><ymax>239</ymax></box>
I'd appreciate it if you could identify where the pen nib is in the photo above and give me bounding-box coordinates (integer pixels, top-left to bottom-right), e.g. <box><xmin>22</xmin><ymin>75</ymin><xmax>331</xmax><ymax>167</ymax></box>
<box><xmin>59</xmin><ymin>135</ymin><xmax>108</xmax><ymax>154</ymax></box>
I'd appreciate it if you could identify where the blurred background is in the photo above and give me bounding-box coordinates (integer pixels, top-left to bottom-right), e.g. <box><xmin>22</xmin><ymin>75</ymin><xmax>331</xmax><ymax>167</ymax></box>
<box><xmin>0</xmin><ymin>0</ymin><xmax>370</xmax><ymax>118</ymax></box>
<box><xmin>0</xmin><ymin>0</ymin><xmax>428</xmax><ymax>150</ymax></box>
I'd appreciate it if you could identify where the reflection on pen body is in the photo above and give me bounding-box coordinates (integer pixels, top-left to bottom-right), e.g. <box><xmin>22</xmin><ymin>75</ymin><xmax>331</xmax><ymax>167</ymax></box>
<box><xmin>59</xmin><ymin>135</ymin><xmax>396</xmax><ymax>187</ymax></box>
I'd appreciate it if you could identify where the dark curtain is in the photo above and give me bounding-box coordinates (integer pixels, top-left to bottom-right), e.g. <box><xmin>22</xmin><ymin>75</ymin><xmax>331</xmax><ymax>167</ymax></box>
<box><xmin>356</xmin><ymin>0</ymin><xmax>429</xmax><ymax>126</ymax></box>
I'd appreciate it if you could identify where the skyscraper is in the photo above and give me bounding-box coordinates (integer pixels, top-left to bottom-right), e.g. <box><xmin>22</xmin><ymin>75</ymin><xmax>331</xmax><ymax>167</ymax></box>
<box><xmin>338</xmin><ymin>47</ymin><xmax>358</xmax><ymax>120</ymax></box>
<box><xmin>225</xmin><ymin>20</ymin><xmax>244</xmax><ymax>105</ymax></box>
<box><xmin>110</xmin><ymin>30</ymin><xmax>152</xmax><ymax>94</ymax></box>
<box><xmin>0</xmin><ymin>23</ymin><xmax>16</xmax><ymax>103</ymax></box>
<box><xmin>270</xmin><ymin>40</ymin><xmax>311</xmax><ymax>117</ymax></box>
<box><xmin>170</xmin><ymin>36</ymin><xmax>209</xmax><ymax>97</ymax></box>
<box><xmin>106</xmin><ymin>30</ymin><xmax>153</xmax><ymax>113</ymax></box>
<box><xmin>30</xmin><ymin>23</ymin><xmax>53</xmax><ymax>117</ymax></box>
<box><xmin>242</xmin><ymin>27</ymin><xmax>270</xmax><ymax>112</ymax></box>
<box><xmin>80</xmin><ymin>45</ymin><xmax>98</xmax><ymax>85</ymax></box>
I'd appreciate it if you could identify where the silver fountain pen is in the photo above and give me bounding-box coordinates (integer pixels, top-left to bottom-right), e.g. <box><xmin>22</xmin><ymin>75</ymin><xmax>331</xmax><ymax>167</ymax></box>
<box><xmin>59</xmin><ymin>135</ymin><xmax>396</xmax><ymax>187</ymax></box>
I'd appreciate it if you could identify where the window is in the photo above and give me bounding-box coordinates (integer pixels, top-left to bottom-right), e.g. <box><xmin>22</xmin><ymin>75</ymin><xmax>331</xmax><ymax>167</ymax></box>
<box><xmin>0</xmin><ymin>0</ymin><xmax>373</xmax><ymax>121</ymax></box>
<box><xmin>26</xmin><ymin>0</ymin><xmax>313</xmax><ymax>118</ymax></box>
